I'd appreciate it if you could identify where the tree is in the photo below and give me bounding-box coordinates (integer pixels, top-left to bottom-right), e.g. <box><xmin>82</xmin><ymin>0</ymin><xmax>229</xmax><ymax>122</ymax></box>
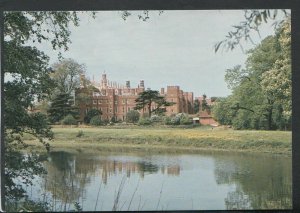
<box><xmin>134</xmin><ymin>89</ymin><xmax>174</xmax><ymax>117</ymax></box>
<box><xmin>212</xmin><ymin>97</ymin><xmax>235</xmax><ymax>126</ymax></box>
<box><xmin>51</xmin><ymin>58</ymin><xmax>86</xmax><ymax>96</ymax></box>
<box><xmin>3</xmin><ymin>11</ymin><xmax>93</xmax><ymax>210</ymax></box>
<box><xmin>217</xmin><ymin>18</ymin><xmax>291</xmax><ymax>130</ymax></box>
<box><xmin>126</xmin><ymin>110</ymin><xmax>140</xmax><ymax>123</ymax></box>
<box><xmin>84</xmin><ymin>108</ymin><xmax>102</xmax><ymax>124</ymax></box>
<box><xmin>90</xmin><ymin>116</ymin><xmax>102</xmax><ymax>126</ymax></box>
<box><xmin>215</xmin><ymin>10</ymin><xmax>290</xmax><ymax>52</ymax></box>
<box><xmin>47</xmin><ymin>93</ymin><xmax>78</xmax><ymax>124</ymax></box>
<box><xmin>62</xmin><ymin>114</ymin><xmax>77</xmax><ymax>125</ymax></box>
<box><xmin>201</xmin><ymin>94</ymin><xmax>210</xmax><ymax>112</ymax></box>
<box><xmin>194</xmin><ymin>99</ymin><xmax>200</xmax><ymax>113</ymax></box>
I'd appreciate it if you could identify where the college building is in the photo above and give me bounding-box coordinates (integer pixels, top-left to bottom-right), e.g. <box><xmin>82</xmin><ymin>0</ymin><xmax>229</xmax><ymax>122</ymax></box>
<box><xmin>77</xmin><ymin>73</ymin><xmax>194</xmax><ymax>122</ymax></box>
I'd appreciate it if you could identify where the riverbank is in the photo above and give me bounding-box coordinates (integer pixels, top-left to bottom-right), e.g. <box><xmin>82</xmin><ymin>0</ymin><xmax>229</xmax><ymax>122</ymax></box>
<box><xmin>23</xmin><ymin>126</ymin><xmax>292</xmax><ymax>155</ymax></box>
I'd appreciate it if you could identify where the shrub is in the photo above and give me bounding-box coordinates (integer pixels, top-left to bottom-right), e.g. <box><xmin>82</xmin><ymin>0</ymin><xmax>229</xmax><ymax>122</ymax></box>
<box><xmin>62</xmin><ymin>114</ymin><xmax>77</xmax><ymax>125</ymax></box>
<box><xmin>138</xmin><ymin>117</ymin><xmax>152</xmax><ymax>125</ymax></box>
<box><xmin>76</xmin><ymin>130</ymin><xmax>84</xmax><ymax>137</ymax></box>
<box><xmin>84</xmin><ymin>109</ymin><xmax>101</xmax><ymax>124</ymax></box>
<box><xmin>90</xmin><ymin>116</ymin><xmax>102</xmax><ymax>126</ymax></box>
<box><xmin>126</xmin><ymin>110</ymin><xmax>140</xmax><ymax>123</ymax></box>
<box><xmin>170</xmin><ymin>116</ymin><xmax>180</xmax><ymax>125</ymax></box>
<box><xmin>164</xmin><ymin>116</ymin><xmax>172</xmax><ymax>125</ymax></box>
<box><xmin>179</xmin><ymin>115</ymin><xmax>193</xmax><ymax>125</ymax></box>
<box><xmin>150</xmin><ymin>115</ymin><xmax>162</xmax><ymax>123</ymax></box>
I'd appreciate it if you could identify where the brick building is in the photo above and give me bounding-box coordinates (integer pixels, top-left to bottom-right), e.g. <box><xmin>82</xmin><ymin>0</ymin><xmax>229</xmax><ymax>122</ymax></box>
<box><xmin>194</xmin><ymin>96</ymin><xmax>218</xmax><ymax>125</ymax></box>
<box><xmin>77</xmin><ymin>73</ymin><xmax>194</xmax><ymax>122</ymax></box>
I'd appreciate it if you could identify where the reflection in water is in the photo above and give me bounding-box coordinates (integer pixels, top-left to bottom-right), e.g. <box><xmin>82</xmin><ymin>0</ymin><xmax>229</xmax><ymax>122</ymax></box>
<box><xmin>29</xmin><ymin>150</ymin><xmax>291</xmax><ymax>211</ymax></box>
<box><xmin>214</xmin><ymin>153</ymin><xmax>292</xmax><ymax>209</ymax></box>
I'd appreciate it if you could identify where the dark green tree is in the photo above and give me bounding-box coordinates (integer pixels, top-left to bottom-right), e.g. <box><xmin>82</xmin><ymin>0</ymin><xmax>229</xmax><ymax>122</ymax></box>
<box><xmin>134</xmin><ymin>89</ymin><xmax>174</xmax><ymax>117</ymax></box>
<box><xmin>90</xmin><ymin>115</ymin><xmax>102</xmax><ymax>126</ymax></box>
<box><xmin>84</xmin><ymin>108</ymin><xmax>102</xmax><ymax>124</ymax></box>
<box><xmin>201</xmin><ymin>94</ymin><xmax>210</xmax><ymax>112</ymax></box>
<box><xmin>194</xmin><ymin>99</ymin><xmax>200</xmax><ymax>113</ymax></box>
<box><xmin>47</xmin><ymin>93</ymin><xmax>78</xmax><ymax>123</ymax></box>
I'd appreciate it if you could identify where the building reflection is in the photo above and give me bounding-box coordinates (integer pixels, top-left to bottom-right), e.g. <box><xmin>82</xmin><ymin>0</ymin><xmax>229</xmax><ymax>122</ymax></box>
<box><xmin>98</xmin><ymin>159</ymin><xmax>181</xmax><ymax>184</ymax></box>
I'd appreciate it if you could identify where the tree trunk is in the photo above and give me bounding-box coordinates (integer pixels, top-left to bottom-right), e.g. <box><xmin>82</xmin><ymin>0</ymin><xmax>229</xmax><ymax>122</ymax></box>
<box><xmin>148</xmin><ymin>102</ymin><xmax>152</xmax><ymax>117</ymax></box>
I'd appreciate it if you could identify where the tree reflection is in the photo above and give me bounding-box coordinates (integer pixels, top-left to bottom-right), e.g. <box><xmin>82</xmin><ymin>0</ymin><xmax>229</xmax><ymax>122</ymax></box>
<box><xmin>41</xmin><ymin>151</ymin><xmax>182</xmax><ymax>210</ymax></box>
<box><xmin>225</xmin><ymin>186</ymin><xmax>251</xmax><ymax>210</ymax></box>
<box><xmin>42</xmin><ymin>151</ymin><xmax>98</xmax><ymax>211</ymax></box>
<box><xmin>214</xmin><ymin>153</ymin><xmax>292</xmax><ymax>209</ymax></box>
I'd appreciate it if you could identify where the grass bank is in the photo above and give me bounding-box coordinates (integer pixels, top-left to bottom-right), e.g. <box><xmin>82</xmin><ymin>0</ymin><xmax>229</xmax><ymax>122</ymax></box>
<box><xmin>23</xmin><ymin>126</ymin><xmax>292</xmax><ymax>155</ymax></box>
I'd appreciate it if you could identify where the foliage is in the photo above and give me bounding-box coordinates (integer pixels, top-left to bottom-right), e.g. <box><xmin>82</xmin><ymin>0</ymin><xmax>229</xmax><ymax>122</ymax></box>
<box><xmin>213</xmin><ymin>18</ymin><xmax>291</xmax><ymax>130</ymax></box>
<box><xmin>150</xmin><ymin>115</ymin><xmax>162</xmax><ymax>123</ymax></box>
<box><xmin>47</xmin><ymin>93</ymin><xmax>79</xmax><ymax>123</ymax></box>
<box><xmin>201</xmin><ymin>94</ymin><xmax>210</xmax><ymax>112</ymax></box>
<box><xmin>62</xmin><ymin>114</ymin><xmax>77</xmax><ymax>125</ymax></box>
<box><xmin>163</xmin><ymin>116</ymin><xmax>172</xmax><ymax>125</ymax></box>
<box><xmin>90</xmin><ymin>116</ymin><xmax>103</xmax><ymax>126</ymax></box>
<box><xmin>179</xmin><ymin>114</ymin><xmax>193</xmax><ymax>125</ymax></box>
<box><xmin>3</xmin><ymin>11</ymin><xmax>93</xmax><ymax>211</ymax></box>
<box><xmin>134</xmin><ymin>89</ymin><xmax>175</xmax><ymax>117</ymax></box>
<box><xmin>212</xmin><ymin>97</ymin><xmax>233</xmax><ymax>125</ymax></box>
<box><xmin>138</xmin><ymin>117</ymin><xmax>152</xmax><ymax>125</ymax></box>
<box><xmin>51</xmin><ymin>58</ymin><xmax>86</xmax><ymax>96</ymax></box>
<box><xmin>84</xmin><ymin>108</ymin><xmax>102</xmax><ymax>124</ymax></box>
<box><xmin>126</xmin><ymin>110</ymin><xmax>140</xmax><ymax>123</ymax></box>
<box><xmin>194</xmin><ymin>99</ymin><xmax>200</xmax><ymax>114</ymax></box>
<box><xmin>215</xmin><ymin>9</ymin><xmax>290</xmax><ymax>52</ymax></box>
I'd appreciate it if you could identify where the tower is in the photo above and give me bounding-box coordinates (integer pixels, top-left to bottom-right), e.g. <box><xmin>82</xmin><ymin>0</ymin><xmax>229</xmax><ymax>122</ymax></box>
<box><xmin>101</xmin><ymin>72</ymin><xmax>108</xmax><ymax>89</ymax></box>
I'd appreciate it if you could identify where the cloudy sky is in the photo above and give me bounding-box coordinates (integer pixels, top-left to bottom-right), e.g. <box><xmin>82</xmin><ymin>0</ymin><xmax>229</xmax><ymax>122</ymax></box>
<box><xmin>37</xmin><ymin>10</ymin><xmax>276</xmax><ymax>97</ymax></box>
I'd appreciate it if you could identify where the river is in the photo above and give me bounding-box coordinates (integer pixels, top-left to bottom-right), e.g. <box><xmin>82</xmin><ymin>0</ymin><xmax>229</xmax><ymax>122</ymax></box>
<box><xmin>24</xmin><ymin>149</ymin><xmax>292</xmax><ymax>211</ymax></box>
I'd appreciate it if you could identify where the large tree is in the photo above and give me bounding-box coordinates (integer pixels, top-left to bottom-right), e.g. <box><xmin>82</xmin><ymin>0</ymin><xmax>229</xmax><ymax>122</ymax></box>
<box><xmin>134</xmin><ymin>89</ymin><xmax>174</xmax><ymax>117</ymax></box>
<box><xmin>51</xmin><ymin>58</ymin><xmax>86</xmax><ymax>96</ymax></box>
<box><xmin>3</xmin><ymin>11</ymin><xmax>93</xmax><ymax>211</ymax></box>
<box><xmin>212</xmin><ymin>18</ymin><xmax>291</xmax><ymax>130</ymax></box>
<box><xmin>47</xmin><ymin>92</ymin><xmax>79</xmax><ymax>123</ymax></box>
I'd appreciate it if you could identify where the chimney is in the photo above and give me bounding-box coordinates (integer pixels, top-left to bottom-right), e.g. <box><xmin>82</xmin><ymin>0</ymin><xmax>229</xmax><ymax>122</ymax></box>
<box><xmin>161</xmin><ymin>88</ymin><xmax>165</xmax><ymax>95</ymax></box>
<box><xmin>126</xmin><ymin>81</ymin><xmax>130</xmax><ymax>88</ymax></box>
<box><xmin>140</xmin><ymin>80</ymin><xmax>144</xmax><ymax>88</ymax></box>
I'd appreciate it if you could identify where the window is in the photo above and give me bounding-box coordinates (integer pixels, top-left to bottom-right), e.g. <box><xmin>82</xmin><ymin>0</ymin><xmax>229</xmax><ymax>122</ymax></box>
<box><xmin>115</xmin><ymin>108</ymin><xmax>118</xmax><ymax>113</ymax></box>
<box><xmin>107</xmin><ymin>108</ymin><xmax>108</xmax><ymax>113</ymax></box>
<box><xmin>128</xmin><ymin>107</ymin><xmax>130</xmax><ymax>111</ymax></box>
<box><xmin>122</xmin><ymin>107</ymin><xmax>125</xmax><ymax>112</ymax></box>
<box><xmin>93</xmin><ymin>100</ymin><xmax>97</xmax><ymax>104</ymax></box>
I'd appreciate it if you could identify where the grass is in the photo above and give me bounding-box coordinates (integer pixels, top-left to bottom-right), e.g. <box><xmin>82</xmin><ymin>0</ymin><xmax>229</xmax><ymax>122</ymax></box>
<box><xmin>23</xmin><ymin>125</ymin><xmax>292</xmax><ymax>155</ymax></box>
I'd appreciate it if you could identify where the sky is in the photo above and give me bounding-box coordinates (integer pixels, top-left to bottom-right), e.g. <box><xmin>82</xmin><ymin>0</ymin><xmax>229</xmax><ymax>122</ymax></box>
<box><xmin>35</xmin><ymin>10</ymin><xmax>277</xmax><ymax>98</ymax></box>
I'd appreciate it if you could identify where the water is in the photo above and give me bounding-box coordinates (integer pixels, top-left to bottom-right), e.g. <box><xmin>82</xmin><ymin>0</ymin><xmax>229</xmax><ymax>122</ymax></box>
<box><xmin>25</xmin><ymin>149</ymin><xmax>292</xmax><ymax>211</ymax></box>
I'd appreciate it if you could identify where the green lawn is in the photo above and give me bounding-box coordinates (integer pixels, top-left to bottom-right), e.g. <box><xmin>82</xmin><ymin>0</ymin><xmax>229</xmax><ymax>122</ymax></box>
<box><xmin>24</xmin><ymin>126</ymin><xmax>292</xmax><ymax>154</ymax></box>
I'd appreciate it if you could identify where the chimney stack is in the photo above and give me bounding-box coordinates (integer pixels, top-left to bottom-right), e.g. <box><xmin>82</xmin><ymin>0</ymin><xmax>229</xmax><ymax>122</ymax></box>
<box><xmin>126</xmin><ymin>81</ymin><xmax>130</xmax><ymax>88</ymax></box>
<box><xmin>140</xmin><ymin>80</ymin><xmax>144</xmax><ymax>88</ymax></box>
